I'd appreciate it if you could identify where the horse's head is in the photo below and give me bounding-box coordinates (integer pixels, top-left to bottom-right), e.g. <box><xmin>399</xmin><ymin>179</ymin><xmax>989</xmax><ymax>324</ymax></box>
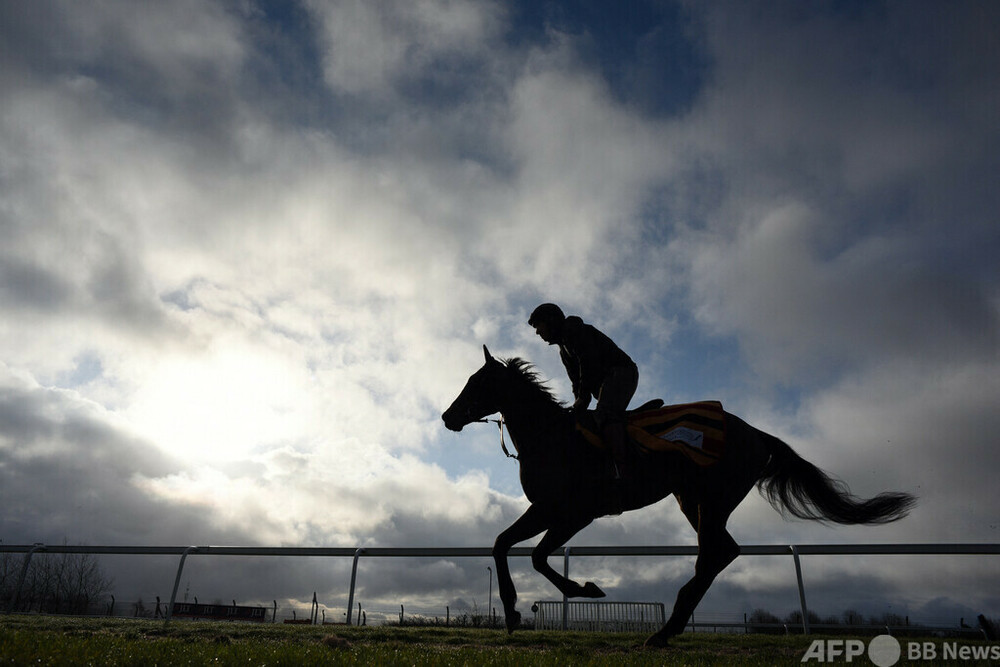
<box><xmin>442</xmin><ymin>345</ymin><xmax>506</xmax><ymax>432</ymax></box>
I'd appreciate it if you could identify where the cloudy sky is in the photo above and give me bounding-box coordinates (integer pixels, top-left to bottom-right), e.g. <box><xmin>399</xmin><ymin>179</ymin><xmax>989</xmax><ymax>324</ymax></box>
<box><xmin>2</xmin><ymin>0</ymin><xmax>998</xmax><ymax>624</ymax></box>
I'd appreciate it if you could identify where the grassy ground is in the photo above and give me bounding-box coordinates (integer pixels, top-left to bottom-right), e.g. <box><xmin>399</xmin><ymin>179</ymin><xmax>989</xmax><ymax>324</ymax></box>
<box><xmin>0</xmin><ymin>615</ymin><xmax>995</xmax><ymax>666</ymax></box>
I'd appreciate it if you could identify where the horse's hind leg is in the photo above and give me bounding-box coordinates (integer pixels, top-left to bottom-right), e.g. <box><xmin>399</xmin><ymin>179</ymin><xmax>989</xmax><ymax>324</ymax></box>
<box><xmin>530</xmin><ymin>515</ymin><xmax>605</xmax><ymax>599</ymax></box>
<box><xmin>646</xmin><ymin>501</ymin><xmax>740</xmax><ymax>648</ymax></box>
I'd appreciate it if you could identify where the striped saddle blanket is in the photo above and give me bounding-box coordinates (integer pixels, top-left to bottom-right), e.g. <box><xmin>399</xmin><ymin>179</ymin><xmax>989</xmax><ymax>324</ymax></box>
<box><xmin>577</xmin><ymin>400</ymin><xmax>726</xmax><ymax>466</ymax></box>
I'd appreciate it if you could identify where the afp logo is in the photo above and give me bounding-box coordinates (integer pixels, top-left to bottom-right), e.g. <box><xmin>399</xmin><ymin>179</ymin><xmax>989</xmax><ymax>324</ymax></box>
<box><xmin>801</xmin><ymin>635</ymin><xmax>901</xmax><ymax>667</ymax></box>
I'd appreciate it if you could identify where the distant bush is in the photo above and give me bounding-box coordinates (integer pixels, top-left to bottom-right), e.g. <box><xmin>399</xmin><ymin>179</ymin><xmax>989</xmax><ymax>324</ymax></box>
<box><xmin>748</xmin><ymin>608</ymin><xmax>783</xmax><ymax>634</ymax></box>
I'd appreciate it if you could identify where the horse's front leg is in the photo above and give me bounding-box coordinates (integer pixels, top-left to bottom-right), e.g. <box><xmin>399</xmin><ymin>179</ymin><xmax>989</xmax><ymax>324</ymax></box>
<box><xmin>492</xmin><ymin>505</ymin><xmax>549</xmax><ymax>634</ymax></box>
<box><xmin>530</xmin><ymin>514</ymin><xmax>605</xmax><ymax>599</ymax></box>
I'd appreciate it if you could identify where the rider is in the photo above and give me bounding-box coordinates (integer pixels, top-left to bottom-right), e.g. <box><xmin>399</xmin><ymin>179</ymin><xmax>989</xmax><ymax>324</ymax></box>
<box><xmin>528</xmin><ymin>303</ymin><xmax>638</xmax><ymax>480</ymax></box>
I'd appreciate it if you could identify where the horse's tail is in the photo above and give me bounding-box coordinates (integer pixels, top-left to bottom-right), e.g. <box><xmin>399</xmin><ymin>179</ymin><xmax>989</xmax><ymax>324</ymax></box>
<box><xmin>757</xmin><ymin>433</ymin><xmax>916</xmax><ymax>525</ymax></box>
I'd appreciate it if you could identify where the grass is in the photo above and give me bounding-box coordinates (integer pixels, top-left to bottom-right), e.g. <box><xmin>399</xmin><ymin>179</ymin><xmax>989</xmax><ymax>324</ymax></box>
<box><xmin>0</xmin><ymin>615</ymin><xmax>995</xmax><ymax>666</ymax></box>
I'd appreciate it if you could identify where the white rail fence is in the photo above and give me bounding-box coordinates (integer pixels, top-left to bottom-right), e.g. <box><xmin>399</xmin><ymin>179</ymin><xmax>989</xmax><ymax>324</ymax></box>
<box><xmin>2</xmin><ymin>543</ymin><xmax>997</xmax><ymax>634</ymax></box>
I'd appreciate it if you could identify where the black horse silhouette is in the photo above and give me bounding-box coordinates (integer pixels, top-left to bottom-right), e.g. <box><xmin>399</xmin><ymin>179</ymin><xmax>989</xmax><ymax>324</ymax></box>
<box><xmin>442</xmin><ymin>346</ymin><xmax>915</xmax><ymax>647</ymax></box>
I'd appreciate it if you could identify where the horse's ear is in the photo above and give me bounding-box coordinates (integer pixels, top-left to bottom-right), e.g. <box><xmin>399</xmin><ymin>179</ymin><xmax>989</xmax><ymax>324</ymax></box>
<box><xmin>483</xmin><ymin>345</ymin><xmax>493</xmax><ymax>363</ymax></box>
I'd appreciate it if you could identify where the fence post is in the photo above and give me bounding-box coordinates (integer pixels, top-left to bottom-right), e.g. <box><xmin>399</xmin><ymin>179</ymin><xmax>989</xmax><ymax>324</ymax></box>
<box><xmin>164</xmin><ymin>546</ymin><xmax>199</xmax><ymax>625</ymax></box>
<box><xmin>790</xmin><ymin>545</ymin><xmax>810</xmax><ymax>634</ymax></box>
<box><xmin>346</xmin><ymin>548</ymin><xmax>365</xmax><ymax>625</ymax></box>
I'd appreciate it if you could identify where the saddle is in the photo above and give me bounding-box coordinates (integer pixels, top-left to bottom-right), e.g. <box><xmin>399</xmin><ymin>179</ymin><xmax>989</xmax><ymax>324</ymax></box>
<box><xmin>575</xmin><ymin>400</ymin><xmax>726</xmax><ymax>466</ymax></box>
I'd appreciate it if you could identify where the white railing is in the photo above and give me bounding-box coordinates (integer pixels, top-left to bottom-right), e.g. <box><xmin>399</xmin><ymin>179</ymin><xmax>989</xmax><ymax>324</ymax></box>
<box><xmin>2</xmin><ymin>543</ymin><xmax>997</xmax><ymax>633</ymax></box>
<box><xmin>533</xmin><ymin>600</ymin><xmax>666</xmax><ymax>632</ymax></box>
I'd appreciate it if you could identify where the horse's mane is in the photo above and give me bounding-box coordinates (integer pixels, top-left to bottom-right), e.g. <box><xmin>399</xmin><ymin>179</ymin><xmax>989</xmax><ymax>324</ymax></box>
<box><xmin>500</xmin><ymin>357</ymin><xmax>566</xmax><ymax>409</ymax></box>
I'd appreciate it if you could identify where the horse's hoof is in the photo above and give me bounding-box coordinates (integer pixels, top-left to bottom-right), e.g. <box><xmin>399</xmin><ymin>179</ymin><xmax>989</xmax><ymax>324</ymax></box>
<box><xmin>581</xmin><ymin>582</ymin><xmax>606</xmax><ymax>598</ymax></box>
<box><xmin>644</xmin><ymin>631</ymin><xmax>671</xmax><ymax>648</ymax></box>
<box><xmin>505</xmin><ymin>610</ymin><xmax>521</xmax><ymax>635</ymax></box>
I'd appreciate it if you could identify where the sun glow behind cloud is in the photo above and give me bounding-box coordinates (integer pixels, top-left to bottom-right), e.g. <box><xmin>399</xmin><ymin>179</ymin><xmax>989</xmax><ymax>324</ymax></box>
<box><xmin>126</xmin><ymin>342</ymin><xmax>313</xmax><ymax>462</ymax></box>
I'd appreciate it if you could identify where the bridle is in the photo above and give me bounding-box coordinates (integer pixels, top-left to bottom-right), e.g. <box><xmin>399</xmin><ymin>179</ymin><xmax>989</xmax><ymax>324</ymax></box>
<box><xmin>477</xmin><ymin>416</ymin><xmax>517</xmax><ymax>461</ymax></box>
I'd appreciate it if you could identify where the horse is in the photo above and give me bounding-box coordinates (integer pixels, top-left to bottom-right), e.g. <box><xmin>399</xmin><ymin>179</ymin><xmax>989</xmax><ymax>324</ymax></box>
<box><xmin>441</xmin><ymin>346</ymin><xmax>916</xmax><ymax>647</ymax></box>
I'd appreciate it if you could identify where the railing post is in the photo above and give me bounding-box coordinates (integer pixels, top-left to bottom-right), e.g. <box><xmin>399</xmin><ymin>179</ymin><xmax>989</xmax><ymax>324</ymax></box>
<box><xmin>562</xmin><ymin>546</ymin><xmax>571</xmax><ymax>631</ymax></box>
<box><xmin>7</xmin><ymin>543</ymin><xmax>46</xmax><ymax>613</ymax></box>
<box><xmin>790</xmin><ymin>545</ymin><xmax>810</xmax><ymax>634</ymax></box>
<box><xmin>164</xmin><ymin>546</ymin><xmax>199</xmax><ymax>625</ymax></box>
<box><xmin>346</xmin><ymin>548</ymin><xmax>365</xmax><ymax>625</ymax></box>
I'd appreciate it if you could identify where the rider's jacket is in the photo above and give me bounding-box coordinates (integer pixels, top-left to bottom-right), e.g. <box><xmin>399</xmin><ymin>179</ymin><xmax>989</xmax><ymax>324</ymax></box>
<box><xmin>557</xmin><ymin>316</ymin><xmax>636</xmax><ymax>402</ymax></box>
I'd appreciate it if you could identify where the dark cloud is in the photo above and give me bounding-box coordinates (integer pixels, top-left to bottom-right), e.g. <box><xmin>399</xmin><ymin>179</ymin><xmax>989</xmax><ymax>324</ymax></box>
<box><xmin>0</xmin><ymin>259</ymin><xmax>75</xmax><ymax>311</ymax></box>
<box><xmin>504</xmin><ymin>0</ymin><xmax>707</xmax><ymax>116</ymax></box>
<box><xmin>0</xmin><ymin>232</ymin><xmax>185</xmax><ymax>345</ymax></box>
<box><xmin>0</xmin><ymin>374</ymin><xmax>205</xmax><ymax>543</ymax></box>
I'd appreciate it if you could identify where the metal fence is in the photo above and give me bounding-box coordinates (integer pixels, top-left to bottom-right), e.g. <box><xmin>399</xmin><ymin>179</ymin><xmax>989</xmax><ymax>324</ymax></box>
<box><xmin>2</xmin><ymin>542</ymin><xmax>997</xmax><ymax>633</ymax></box>
<box><xmin>533</xmin><ymin>600</ymin><xmax>665</xmax><ymax>632</ymax></box>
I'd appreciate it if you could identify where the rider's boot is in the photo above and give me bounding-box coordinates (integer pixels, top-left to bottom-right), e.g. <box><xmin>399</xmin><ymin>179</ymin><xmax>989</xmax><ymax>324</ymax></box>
<box><xmin>602</xmin><ymin>420</ymin><xmax>629</xmax><ymax>515</ymax></box>
<box><xmin>603</xmin><ymin>420</ymin><xmax>629</xmax><ymax>480</ymax></box>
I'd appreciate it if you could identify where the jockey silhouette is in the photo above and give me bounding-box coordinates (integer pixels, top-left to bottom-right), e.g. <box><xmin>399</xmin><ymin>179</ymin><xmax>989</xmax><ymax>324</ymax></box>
<box><xmin>528</xmin><ymin>303</ymin><xmax>638</xmax><ymax>480</ymax></box>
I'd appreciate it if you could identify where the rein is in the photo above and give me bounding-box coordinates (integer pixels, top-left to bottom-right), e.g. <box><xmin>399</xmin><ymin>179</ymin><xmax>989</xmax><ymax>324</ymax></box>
<box><xmin>477</xmin><ymin>417</ymin><xmax>517</xmax><ymax>461</ymax></box>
